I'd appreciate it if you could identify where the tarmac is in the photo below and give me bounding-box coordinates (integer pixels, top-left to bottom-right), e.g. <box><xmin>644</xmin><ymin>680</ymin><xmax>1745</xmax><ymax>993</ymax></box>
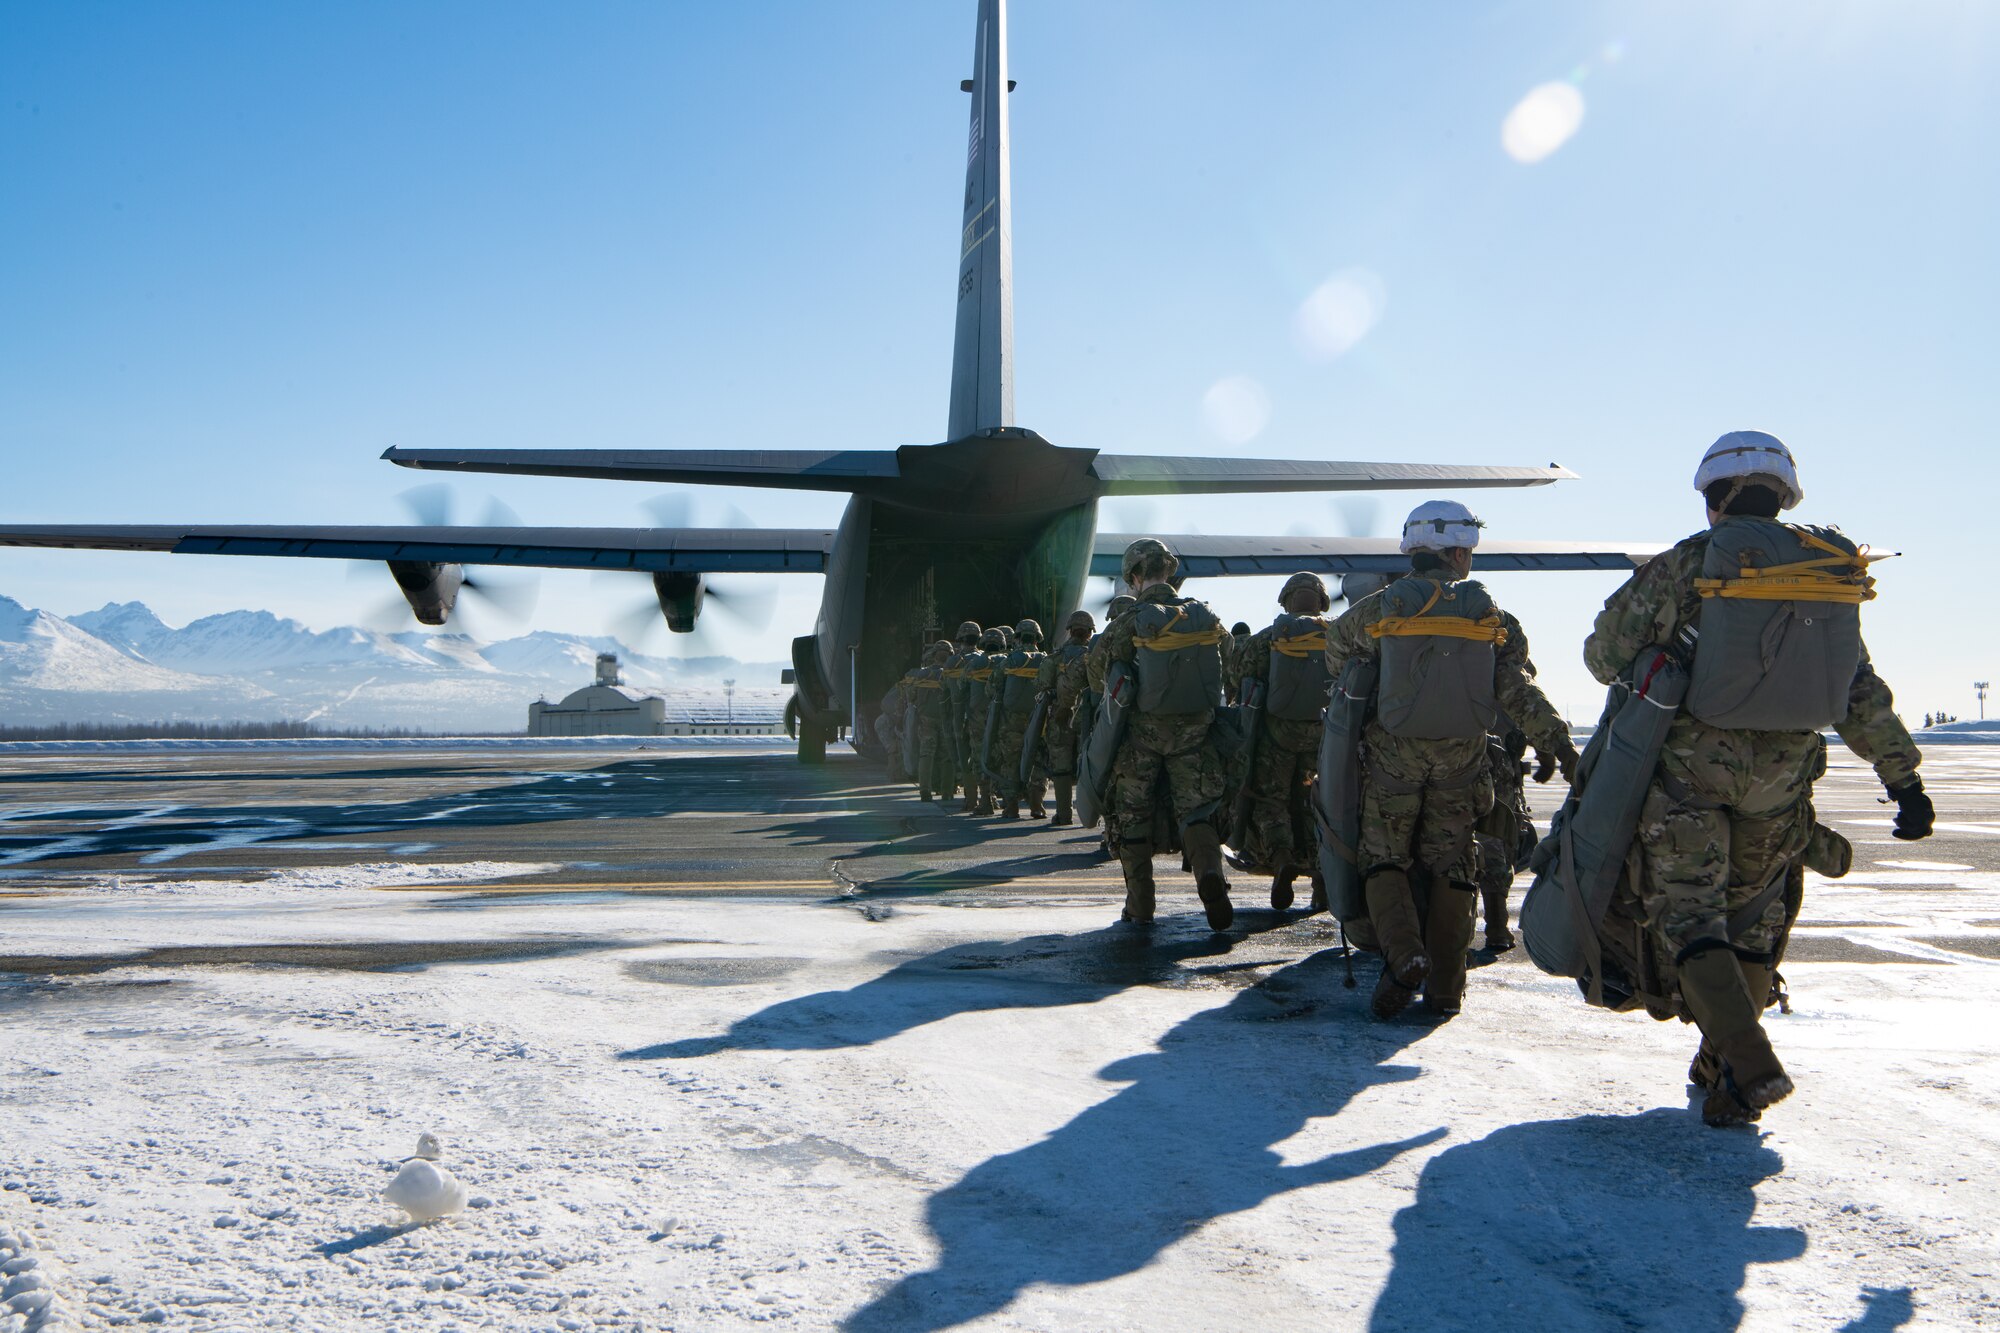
<box><xmin>3</xmin><ymin>737</ymin><xmax>1997</xmax><ymax>973</ymax></box>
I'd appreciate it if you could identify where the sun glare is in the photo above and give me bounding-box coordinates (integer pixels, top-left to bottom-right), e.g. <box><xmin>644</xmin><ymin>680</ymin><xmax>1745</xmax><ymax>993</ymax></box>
<box><xmin>1501</xmin><ymin>81</ymin><xmax>1587</xmax><ymax>163</ymax></box>
<box><xmin>1294</xmin><ymin>268</ymin><xmax>1386</xmax><ymax>361</ymax></box>
<box><xmin>1201</xmin><ymin>375</ymin><xmax>1272</xmax><ymax>447</ymax></box>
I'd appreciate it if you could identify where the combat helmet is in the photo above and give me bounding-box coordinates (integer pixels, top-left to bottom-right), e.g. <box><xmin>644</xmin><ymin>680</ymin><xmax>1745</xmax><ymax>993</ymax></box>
<box><xmin>979</xmin><ymin>627</ymin><xmax>1007</xmax><ymax>651</ymax></box>
<box><xmin>924</xmin><ymin>641</ymin><xmax>952</xmax><ymax>665</ymax></box>
<box><xmin>1106</xmin><ymin>594</ymin><xmax>1138</xmax><ymax>620</ymax></box>
<box><xmin>1065</xmin><ymin>609</ymin><xmax>1096</xmax><ymax>635</ymax></box>
<box><xmin>1120</xmin><ymin>537</ymin><xmax>1178</xmax><ymax>587</ymax></box>
<box><xmin>1694</xmin><ymin>430</ymin><xmax>1803</xmax><ymax>510</ymax></box>
<box><xmin>1013</xmin><ymin>618</ymin><xmax>1043</xmax><ymax>645</ymax></box>
<box><xmin>1278</xmin><ymin>571</ymin><xmax>1331</xmax><ymax>612</ymax></box>
<box><xmin>1400</xmin><ymin>500</ymin><xmax>1484</xmax><ymax>553</ymax></box>
<box><xmin>954</xmin><ymin>619</ymin><xmax>983</xmax><ymax>645</ymax></box>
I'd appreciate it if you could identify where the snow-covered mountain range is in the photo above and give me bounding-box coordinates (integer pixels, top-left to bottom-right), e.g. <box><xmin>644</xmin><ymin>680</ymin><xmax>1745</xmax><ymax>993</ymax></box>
<box><xmin>0</xmin><ymin>595</ymin><xmax>788</xmax><ymax>730</ymax></box>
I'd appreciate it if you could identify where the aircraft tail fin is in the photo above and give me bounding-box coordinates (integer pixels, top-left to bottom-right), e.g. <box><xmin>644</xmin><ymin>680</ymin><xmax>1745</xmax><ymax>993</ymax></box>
<box><xmin>945</xmin><ymin>0</ymin><xmax>1014</xmax><ymax>441</ymax></box>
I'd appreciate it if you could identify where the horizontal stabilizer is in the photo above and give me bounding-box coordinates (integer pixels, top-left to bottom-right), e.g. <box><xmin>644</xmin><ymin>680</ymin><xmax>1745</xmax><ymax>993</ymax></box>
<box><xmin>384</xmin><ymin>447</ymin><xmax>903</xmax><ymax>493</ymax></box>
<box><xmin>1088</xmin><ymin>456</ymin><xmax>1575</xmax><ymax>495</ymax></box>
<box><xmin>1091</xmin><ymin>533</ymin><xmax>1658</xmax><ymax>579</ymax></box>
<box><xmin>0</xmin><ymin>525</ymin><xmax>835</xmax><ymax>574</ymax></box>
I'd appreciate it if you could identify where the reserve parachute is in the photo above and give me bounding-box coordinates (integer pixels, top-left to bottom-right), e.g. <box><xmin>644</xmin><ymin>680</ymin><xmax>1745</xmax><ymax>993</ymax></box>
<box><xmin>1684</xmin><ymin>518</ymin><xmax>1872</xmax><ymax>731</ymax></box>
<box><xmin>1265</xmin><ymin>613</ymin><xmax>1332</xmax><ymax>721</ymax></box>
<box><xmin>1368</xmin><ymin>577</ymin><xmax>1504</xmax><ymax>739</ymax></box>
<box><xmin>1132</xmin><ymin>599</ymin><xmax>1225</xmax><ymax>714</ymax></box>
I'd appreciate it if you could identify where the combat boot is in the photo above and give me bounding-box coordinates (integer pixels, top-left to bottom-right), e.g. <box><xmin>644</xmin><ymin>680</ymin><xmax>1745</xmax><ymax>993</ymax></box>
<box><xmin>1001</xmin><ymin>799</ymin><xmax>1021</xmax><ymax>821</ymax></box>
<box><xmin>1481</xmin><ymin>882</ymin><xmax>1515</xmax><ymax>951</ymax></box>
<box><xmin>1364</xmin><ymin>869</ymin><xmax>1429</xmax><ymax>1019</ymax></box>
<box><xmin>976</xmin><ymin>784</ymin><xmax>996</xmax><ymax>817</ymax></box>
<box><xmin>1308</xmin><ymin>869</ymin><xmax>1328</xmax><ymax>914</ymax></box>
<box><xmin>919</xmin><ymin>786</ymin><xmax>933</xmax><ymax>802</ymax></box>
<box><xmin>959</xmin><ymin>788</ymin><xmax>979</xmax><ymax>814</ymax></box>
<box><xmin>1183</xmin><ymin>822</ymin><xmax>1234</xmax><ymax>931</ymax></box>
<box><xmin>1422</xmin><ymin>882</ymin><xmax>1478</xmax><ymax>1017</ymax></box>
<box><xmin>1270</xmin><ymin>868</ymin><xmax>1298</xmax><ymax>912</ymax></box>
<box><xmin>1679</xmin><ymin>947</ymin><xmax>1793</xmax><ymax>1126</ymax></box>
<box><xmin>1119</xmin><ymin>843</ymin><xmax>1157</xmax><ymax>925</ymax></box>
<box><xmin>1051</xmin><ymin>779</ymin><xmax>1075</xmax><ymax>827</ymax></box>
<box><xmin>1027</xmin><ymin>795</ymin><xmax>1047</xmax><ymax>819</ymax></box>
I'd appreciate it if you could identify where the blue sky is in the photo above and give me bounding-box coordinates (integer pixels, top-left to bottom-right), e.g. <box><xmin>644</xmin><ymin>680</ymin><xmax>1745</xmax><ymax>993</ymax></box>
<box><xmin>3</xmin><ymin>0</ymin><xmax>1995</xmax><ymax>720</ymax></box>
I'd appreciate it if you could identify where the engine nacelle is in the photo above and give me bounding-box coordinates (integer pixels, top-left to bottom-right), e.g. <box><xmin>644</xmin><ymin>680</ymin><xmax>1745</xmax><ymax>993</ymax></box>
<box><xmin>653</xmin><ymin>571</ymin><xmax>704</xmax><ymax>633</ymax></box>
<box><xmin>1341</xmin><ymin>572</ymin><xmax>1393</xmax><ymax>605</ymax></box>
<box><xmin>388</xmin><ymin>560</ymin><xmax>464</xmax><ymax>626</ymax></box>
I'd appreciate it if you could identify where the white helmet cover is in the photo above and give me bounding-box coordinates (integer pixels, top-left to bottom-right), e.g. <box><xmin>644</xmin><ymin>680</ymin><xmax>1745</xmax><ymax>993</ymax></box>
<box><xmin>1693</xmin><ymin>430</ymin><xmax>1803</xmax><ymax>509</ymax></box>
<box><xmin>1400</xmin><ymin>499</ymin><xmax>1484</xmax><ymax>554</ymax></box>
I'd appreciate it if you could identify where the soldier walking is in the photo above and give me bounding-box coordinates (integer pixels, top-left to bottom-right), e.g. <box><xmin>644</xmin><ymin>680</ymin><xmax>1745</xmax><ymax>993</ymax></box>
<box><xmin>990</xmin><ymin>620</ymin><xmax>1050</xmax><ymax>818</ymax></box>
<box><xmin>1089</xmin><ymin>539</ymin><xmax>1237</xmax><ymax>930</ymax></box>
<box><xmin>1583</xmin><ymin>432</ymin><xmax>1930</xmax><ymax>1126</ymax></box>
<box><xmin>1037</xmin><ymin>610</ymin><xmax>1095</xmax><ymax>826</ymax></box>
<box><xmin>1232</xmin><ymin>572</ymin><xmax>1336</xmax><ymax>912</ymax></box>
<box><xmin>1327</xmin><ymin>501</ymin><xmax>1576</xmax><ymax>1019</ymax></box>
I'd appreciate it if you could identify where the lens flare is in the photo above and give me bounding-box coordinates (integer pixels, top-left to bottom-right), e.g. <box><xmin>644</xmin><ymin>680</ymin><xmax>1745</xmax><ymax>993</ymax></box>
<box><xmin>1201</xmin><ymin>375</ymin><xmax>1271</xmax><ymax>447</ymax></box>
<box><xmin>1294</xmin><ymin>268</ymin><xmax>1386</xmax><ymax>361</ymax></box>
<box><xmin>1501</xmin><ymin>81</ymin><xmax>1586</xmax><ymax>164</ymax></box>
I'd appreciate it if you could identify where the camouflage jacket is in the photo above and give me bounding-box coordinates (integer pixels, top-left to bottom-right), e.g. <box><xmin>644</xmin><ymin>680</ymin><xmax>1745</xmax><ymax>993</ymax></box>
<box><xmin>1583</xmin><ymin>531</ymin><xmax>1920</xmax><ymax>787</ymax></box>
<box><xmin>1036</xmin><ymin>639</ymin><xmax>1092</xmax><ymax>722</ymax></box>
<box><xmin>1325</xmin><ymin>583</ymin><xmax>1566</xmax><ymax>752</ymax></box>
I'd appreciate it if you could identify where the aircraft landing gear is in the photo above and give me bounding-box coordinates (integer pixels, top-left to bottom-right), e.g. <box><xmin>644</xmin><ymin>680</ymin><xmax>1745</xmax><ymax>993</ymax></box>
<box><xmin>797</xmin><ymin>721</ymin><xmax>829</xmax><ymax>765</ymax></box>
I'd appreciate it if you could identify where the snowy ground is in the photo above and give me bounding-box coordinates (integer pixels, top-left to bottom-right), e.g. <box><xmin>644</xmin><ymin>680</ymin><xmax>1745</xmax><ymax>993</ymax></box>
<box><xmin>2</xmin><ymin>747</ymin><xmax>1998</xmax><ymax>1330</ymax></box>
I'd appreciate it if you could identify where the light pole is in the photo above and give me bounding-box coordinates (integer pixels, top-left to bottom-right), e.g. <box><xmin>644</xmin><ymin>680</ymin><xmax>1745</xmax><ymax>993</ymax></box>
<box><xmin>1978</xmin><ymin>681</ymin><xmax>1990</xmax><ymax>722</ymax></box>
<box><xmin>723</xmin><ymin>678</ymin><xmax>737</xmax><ymax>725</ymax></box>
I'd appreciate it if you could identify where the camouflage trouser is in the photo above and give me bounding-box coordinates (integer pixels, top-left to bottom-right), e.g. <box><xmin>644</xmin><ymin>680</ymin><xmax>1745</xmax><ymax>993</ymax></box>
<box><xmin>1358</xmin><ymin>727</ymin><xmax>1494</xmax><ymax>883</ymax></box>
<box><xmin>915</xmin><ymin>713</ymin><xmax>949</xmax><ymax>790</ymax></box>
<box><xmin>994</xmin><ymin>710</ymin><xmax>1047</xmax><ymax>801</ymax></box>
<box><xmin>1637</xmin><ymin>718</ymin><xmax>1820</xmax><ymax>959</ymax></box>
<box><xmin>1109</xmin><ymin>713</ymin><xmax>1226</xmax><ymax>843</ymax></box>
<box><xmin>1042</xmin><ymin>718</ymin><xmax>1079</xmax><ymax>779</ymax></box>
<box><xmin>1245</xmin><ymin>717</ymin><xmax>1321</xmax><ymax>872</ymax></box>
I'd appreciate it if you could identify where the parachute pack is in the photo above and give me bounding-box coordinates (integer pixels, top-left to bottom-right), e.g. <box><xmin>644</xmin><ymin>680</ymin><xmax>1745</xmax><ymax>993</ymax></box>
<box><xmin>1310</xmin><ymin>656</ymin><xmax>1379</xmax><ymax>925</ymax></box>
<box><xmin>1367</xmin><ymin>577</ymin><xmax>1505</xmax><ymax>740</ymax></box>
<box><xmin>1075</xmin><ymin>660</ymin><xmax>1134</xmax><ymax>829</ymax></box>
<box><xmin>1519</xmin><ymin>634</ymin><xmax>1854</xmax><ymax>1015</ymax></box>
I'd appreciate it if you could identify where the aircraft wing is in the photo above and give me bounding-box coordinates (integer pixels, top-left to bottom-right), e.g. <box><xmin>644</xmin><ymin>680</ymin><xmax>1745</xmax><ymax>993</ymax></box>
<box><xmin>1091</xmin><ymin>534</ymin><xmax>1660</xmax><ymax>579</ymax></box>
<box><xmin>383</xmin><ymin>447</ymin><xmax>904</xmax><ymax>494</ymax></box>
<box><xmin>0</xmin><ymin>525</ymin><xmax>836</xmax><ymax>573</ymax></box>
<box><xmin>1087</xmin><ymin>457</ymin><xmax>1575</xmax><ymax>495</ymax></box>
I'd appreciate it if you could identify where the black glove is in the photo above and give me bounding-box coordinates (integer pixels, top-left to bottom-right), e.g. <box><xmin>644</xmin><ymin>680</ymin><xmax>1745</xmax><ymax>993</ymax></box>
<box><xmin>1885</xmin><ymin>777</ymin><xmax>1934</xmax><ymax>841</ymax></box>
<box><xmin>1532</xmin><ymin>738</ymin><xmax>1580</xmax><ymax>784</ymax></box>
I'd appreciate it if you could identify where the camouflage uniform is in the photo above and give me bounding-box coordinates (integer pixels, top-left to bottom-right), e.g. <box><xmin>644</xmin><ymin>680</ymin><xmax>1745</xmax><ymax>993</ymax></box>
<box><xmin>942</xmin><ymin>621</ymin><xmax>982</xmax><ymax>802</ymax></box>
<box><xmin>993</xmin><ymin>621</ymin><xmax>1050</xmax><ymax>817</ymax></box>
<box><xmin>1473</xmin><ymin>722</ymin><xmax>1533</xmax><ymax>949</ymax></box>
<box><xmin>1228</xmin><ymin>599</ymin><xmax>1329</xmax><ymax>897</ymax></box>
<box><xmin>1088</xmin><ymin>560</ymin><xmax>1236</xmax><ymax>930</ymax></box>
<box><xmin>1036</xmin><ymin>611</ymin><xmax>1094</xmax><ymax>825</ymax></box>
<box><xmin>961</xmin><ymin>628</ymin><xmax>1008</xmax><ymax>815</ymax></box>
<box><xmin>1586</xmin><ymin>517</ymin><xmax>1923</xmax><ymax>1125</ymax></box>
<box><xmin>908</xmin><ymin>644</ymin><xmax>954</xmax><ymax>800</ymax></box>
<box><xmin>1584</xmin><ymin>533</ymin><xmax>1920</xmax><ymax>960</ymax></box>
<box><xmin>876</xmin><ymin>682</ymin><xmax>908</xmax><ymax>782</ymax></box>
<box><xmin>1328</xmin><ymin>580</ymin><xmax>1568</xmax><ymax>1016</ymax></box>
<box><xmin>1328</xmin><ymin>602</ymin><xmax>1564</xmax><ymax>883</ymax></box>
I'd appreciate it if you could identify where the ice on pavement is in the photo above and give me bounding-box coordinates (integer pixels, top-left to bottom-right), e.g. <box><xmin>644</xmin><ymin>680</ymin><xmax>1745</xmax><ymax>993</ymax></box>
<box><xmin>3</xmin><ymin>864</ymin><xmax>1998</xmax><ymax>1329</ymax></box>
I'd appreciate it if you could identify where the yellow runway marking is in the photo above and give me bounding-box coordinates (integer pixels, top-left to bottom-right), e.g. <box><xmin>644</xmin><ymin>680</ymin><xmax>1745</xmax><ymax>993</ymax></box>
<box><xmin>367</xmin><ymin>877</ymin><xmax>1128</xmax><ymax>894</ymax></box>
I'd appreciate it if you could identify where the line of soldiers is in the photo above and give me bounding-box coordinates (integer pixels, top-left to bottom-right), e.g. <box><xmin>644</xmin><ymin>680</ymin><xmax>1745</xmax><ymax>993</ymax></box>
<box><xmin>880</xmin><ymin>609</ymin><xmax>1124</xmax><ymax>824</ymax></box>
<box><xmin>879</xmin><ymin>432</ymin><xmax>1934</xmax><ymax>1129</ymax></box>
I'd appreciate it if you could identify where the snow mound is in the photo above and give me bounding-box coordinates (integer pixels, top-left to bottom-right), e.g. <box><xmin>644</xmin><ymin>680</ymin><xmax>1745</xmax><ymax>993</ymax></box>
<box><xmin>0</xmin><ymin>1226</ymin><xmax>74</xmax><ymax>1331</ymax></box>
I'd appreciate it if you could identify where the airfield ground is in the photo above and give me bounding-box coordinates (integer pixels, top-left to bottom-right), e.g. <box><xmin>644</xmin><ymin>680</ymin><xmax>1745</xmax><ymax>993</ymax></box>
<box><xmin>1</xmin><ymin>741</ymin><xmax>1997</xmax><ymax>1330</ymax></box>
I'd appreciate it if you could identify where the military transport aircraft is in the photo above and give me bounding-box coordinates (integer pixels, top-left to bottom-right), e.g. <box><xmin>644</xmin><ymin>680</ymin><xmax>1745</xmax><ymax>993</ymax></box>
<box><xmin>0</xmin><ymin>0</ymin><xmax>1650</xmax><ymax>762</ymax></box>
